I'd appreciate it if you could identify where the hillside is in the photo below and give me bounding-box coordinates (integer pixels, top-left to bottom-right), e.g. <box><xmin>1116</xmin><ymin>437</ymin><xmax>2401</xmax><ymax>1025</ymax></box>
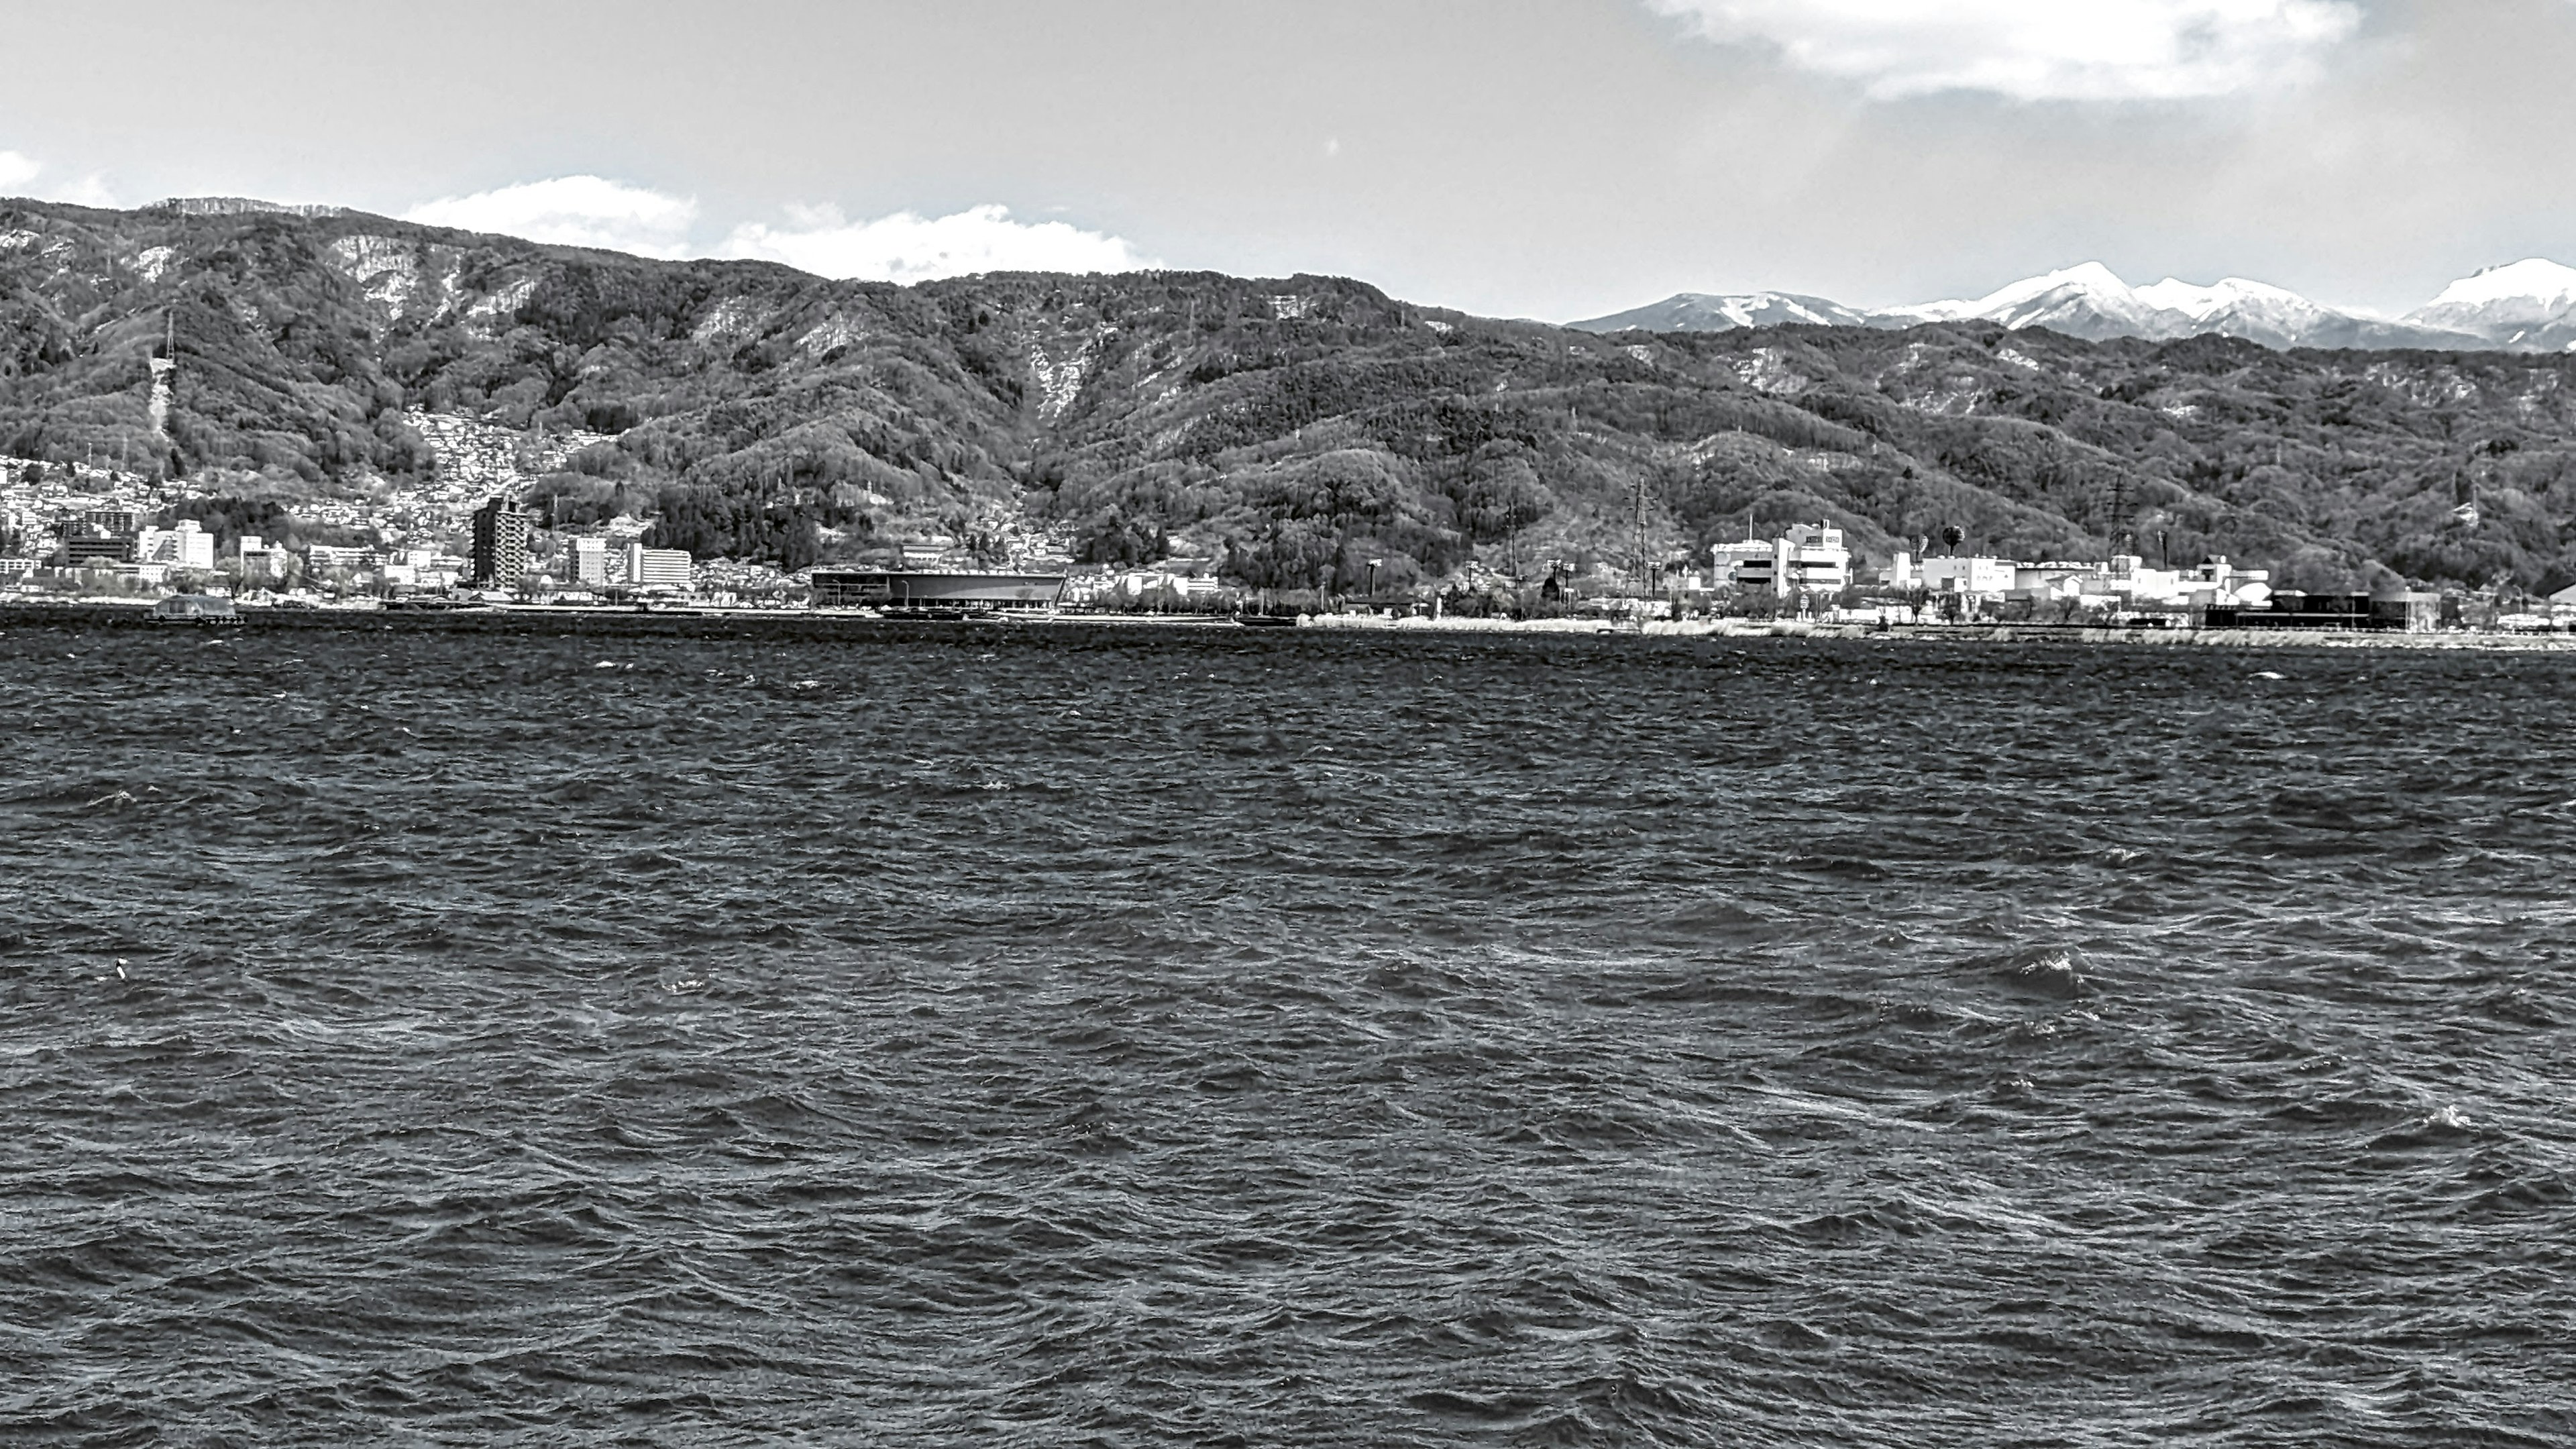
<box><xmin>6</xmin><ymin>197</ymin><xmax>2576</xmax><ymax>592</ymax></box>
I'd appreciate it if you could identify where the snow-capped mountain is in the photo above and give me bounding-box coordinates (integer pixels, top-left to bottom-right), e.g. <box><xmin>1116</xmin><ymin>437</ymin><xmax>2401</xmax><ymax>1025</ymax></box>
<box><xmin>1572</xmin><ymin>291</ymin><xmax>1884</xmax><ymax>333</ymax></box>
<box><xmin>2404</xmin><ymin>259</ymin><xmax>2576</xmax><ymax>352</ymax></box>
<box><xmin>1573</xmin><ymin>261</ymin><xmax>2566</xmax><ymax>352</ymax></box>
<box><xmin>1879</xmin><ymin>262</ymin><xmax>2188</xmax><ymax>341</ymax></box>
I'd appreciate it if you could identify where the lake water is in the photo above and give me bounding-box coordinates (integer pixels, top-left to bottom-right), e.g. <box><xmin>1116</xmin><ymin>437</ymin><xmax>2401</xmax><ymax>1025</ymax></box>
<box><xmin>2</xmin><ymin>612</ymin><xmax>2570</xmax><ymax>1446</ymax></box>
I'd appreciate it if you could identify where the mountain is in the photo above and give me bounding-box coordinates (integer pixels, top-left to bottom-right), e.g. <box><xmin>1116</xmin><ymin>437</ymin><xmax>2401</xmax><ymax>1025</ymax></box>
<box><xmin>1883</xmin><ymin>262</ymin><xmax>2189</xmax><ymax>340</ymax></box>
<box><xmin>1577</xmin><ymin>262</ymin><xmax>2525</xmax><ymax>352</ymax></box>
<box><xmin>2406</xmin><ymin>259</ymin><xmax>2576</xmax><ymax>352</ymax></box>
<box><xmin>7</xmin><ymin>197</ymin><xmax>2576</xmax><ymax>595</ymax></box>
<box><xmin>1573</xmin><ymin>292</ymin><xmax>1884</xmax><ymax>333</ymax></box>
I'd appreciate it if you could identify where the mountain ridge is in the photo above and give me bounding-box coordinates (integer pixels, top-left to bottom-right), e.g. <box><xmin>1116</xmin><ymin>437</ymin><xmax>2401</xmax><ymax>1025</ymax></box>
<box><xmin>6</xmin><ymin>197</ymin><xmax>2576</xmax><ymax>594</ymax></box>
<box><xmin>1576</xmin><ymin>261</ymin><xmax>2574</xmax><ymax>353</ymax></box>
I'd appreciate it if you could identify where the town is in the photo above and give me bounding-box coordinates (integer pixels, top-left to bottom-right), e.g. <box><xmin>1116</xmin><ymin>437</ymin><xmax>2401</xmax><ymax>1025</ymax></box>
<box><xmin>0</xmin><ymin>429</ymin><xmax>2552</xmax><ymax>633</ymax></box>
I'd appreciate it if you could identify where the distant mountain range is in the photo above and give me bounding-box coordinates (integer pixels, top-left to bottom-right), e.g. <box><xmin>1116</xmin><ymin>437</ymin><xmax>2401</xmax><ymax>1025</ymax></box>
<box><xmin>1575</xmin><ymin>260</ymin><xmax>2576</xmax><ymax>353</ymax></box>
<box><xmin>9</xmin><ymin>197</ymin><xmax>2576</xmax><ymax>595</ymax></box>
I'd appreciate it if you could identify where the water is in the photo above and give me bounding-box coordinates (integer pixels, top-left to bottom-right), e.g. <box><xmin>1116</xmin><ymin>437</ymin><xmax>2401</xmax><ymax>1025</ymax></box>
<box><xmin>2</xmin><ymin>612</ymin><xmax>2571</xmax><ymax>1446</ymax></box>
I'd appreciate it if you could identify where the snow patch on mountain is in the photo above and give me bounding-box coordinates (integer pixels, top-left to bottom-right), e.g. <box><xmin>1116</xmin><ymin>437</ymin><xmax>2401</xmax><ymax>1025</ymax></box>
<box><xmin>1579</xmin><ymin>258</ymin><xmax>2565</xmax><ymax>352</ymax></box>
<box><xmin>1570</xmin><ymin>291</ymin><xmax>1881</xmax><ymax>334</ymax></box>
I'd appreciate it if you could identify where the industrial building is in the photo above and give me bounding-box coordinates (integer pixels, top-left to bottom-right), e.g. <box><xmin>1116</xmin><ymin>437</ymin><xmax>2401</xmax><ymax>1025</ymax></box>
<box><xmin>808</xmin><ymin>570</ymin><xmax>1066</xmax><ymax>612</ymax></box>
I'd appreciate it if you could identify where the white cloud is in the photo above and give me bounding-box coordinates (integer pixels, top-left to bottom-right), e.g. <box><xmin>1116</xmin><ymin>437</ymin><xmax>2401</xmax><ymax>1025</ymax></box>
<box><xmin>48</xmin><ymin>172</ymin><xmax>118</xmax><ymax>208</ymax></box>
<box><xmin>719</xmin><ymin>203</ymin><xmax>1154</xmax><ymax>283</ymax></box>
<box><xmin>1646</xmin><ymin>0</ymin><xmax>2364</xmax><ymax>101</ymax></box>
<box><xmin>0</xmin><ymin>148</ymin><xmax>116</xmax><ymax>207</ymax></box>
<box><xmin>402</xmin><ymin>175</ymin><xmax>699</xmax><ymax>258</ymax></box>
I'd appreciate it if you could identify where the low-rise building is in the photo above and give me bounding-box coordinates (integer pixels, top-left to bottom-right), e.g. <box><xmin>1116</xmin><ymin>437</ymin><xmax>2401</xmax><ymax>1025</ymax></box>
<box><xmin>1713</xmin><ymin>521</ymin><xmax>1850</xmax><ymax>596</ymax></box>
<box><xmin>237</xmin><ymin>534</ymin><xmax>294</xmax><ymax>582</ymax></box>
<box><xmin>307</xmin><ymin>543</ymin><xmax>378</xmax><ymax>574</ymax></box>
<box><xmin>625</xmin><ymin>542</ymin><xmax>691</xmax><ymax>590</ymax></box>
<box><xmin>62</xmin><ymin>535</ymin><xmax>137</xmax><ymax>566</ymax></box>
<box><xmin>1894</xmin><ymin>553</ymin><xmax>2016</xmax><ymax>596</ymax></box>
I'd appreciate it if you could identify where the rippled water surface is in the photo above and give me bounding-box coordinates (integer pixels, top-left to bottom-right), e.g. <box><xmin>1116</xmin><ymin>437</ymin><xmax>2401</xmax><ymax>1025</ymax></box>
<box><xmin>3</xmin><ymin>612</ymin><xmax>2572</xmax><ymax>1446</ymax></box>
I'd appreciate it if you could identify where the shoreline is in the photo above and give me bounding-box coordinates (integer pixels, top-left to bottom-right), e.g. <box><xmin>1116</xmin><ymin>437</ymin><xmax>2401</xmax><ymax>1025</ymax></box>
<box><xmin>6</xmin><ymin>598</ymin><xmax>2574</xmax><ymax>650</ymax></box>
<box><xmin>1289</xmin><ymin>612</ymin><xmax>2576</xmax><ymax>650</ymax></box>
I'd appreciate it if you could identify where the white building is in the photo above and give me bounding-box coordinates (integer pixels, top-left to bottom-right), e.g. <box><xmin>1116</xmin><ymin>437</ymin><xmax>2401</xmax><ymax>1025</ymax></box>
<box><xmin>1713</xmin><ymin>521</ymin><xmax>1850</xmax><ymax>596</ymax></box>
<box><xmin>625</xmin><ymin>542</ymin><xmax>692</xmax><ymax>590</ymax></box>
<box><xmin>307</xmin><ymin>543</ymin><xmax>376</xmax><ymax>574</ymax></box>
<box><xmin>1892</xmin><ymin>551</ymin><xmax>2015</xmax><ymax>596</ymax></box>
<box><xmin>568</xmin><ymin>535</ymin><xmax>608</xmax><ymax>586</ymax></box>
<box><xmin>2009</xmin><ymin>555</ymin><xmax>2271</xmax><ymax>610</ymax></box>
<box><xmin>237</xmin><ymin>533</ymin><xmax>294</xmax><ymax>581</ymax></box>
<box><xmin>135</xmin><ymin>520</ymin><xmax>215</xmax><ymax>571</ymax></box>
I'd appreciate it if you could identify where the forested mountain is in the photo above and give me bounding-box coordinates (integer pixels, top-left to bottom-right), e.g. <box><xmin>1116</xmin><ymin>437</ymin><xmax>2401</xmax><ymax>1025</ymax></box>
<box><xmin>6</xmin><ymin>197</ymin><xmax>2576</xmax><ymax>592</ymax></box>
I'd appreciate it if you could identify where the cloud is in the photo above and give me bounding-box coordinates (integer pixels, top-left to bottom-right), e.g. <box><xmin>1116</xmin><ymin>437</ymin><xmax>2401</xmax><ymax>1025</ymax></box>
<box><xmin>402</xmin><ymin>175</ymin><xmax>698</xmax><ymax>257</ymax></box>
<box><xmin>0</xmin><ymin>148</ymin><xmax>116</xmax><ymax>207</ymax></box>
<box><xmin>394</xmin><ymin>182</ymin><xmax>1152</xmax><ymax>282</ymax></box>
<box><xmin>719</xmin><ymin>203</ymin><xmax>1155</xmax><ymax>282</ymax></box>
<box><xmin>1645</xmin><ymin>0</ymin><xmax>2365</xmax><ymax>101</ymax></box>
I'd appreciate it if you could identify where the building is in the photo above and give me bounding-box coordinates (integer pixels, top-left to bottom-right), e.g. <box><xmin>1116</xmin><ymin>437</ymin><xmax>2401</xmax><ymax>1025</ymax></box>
<box><xmin>2204</xmin><ymin>592</ymin><xmax>2438</xmax><ymax>633</ymax></box>
<box><xmin>809</xmin><ymin>570</ymin><xmax>1066</xmax><ymax>610</ymax></box>
<box><xmin>306</xmin><ymin>543</ymin><xmax>378</xmax><ymax>574</ymax></box>
<box><xmin>59</xmin><ymin>507</ymin><xmax>138</xmax><ymax>566</ymax></box>
<box><xmin>1713</xmin><ymin>521</ymin><xmax>1851</xmax><ymax>596</ymax></box>
<box><xmin>470</xmin><ymin>497</ymin><xmax>531</xmax><ymax>586</ymax></box>
<box><xmin>567</xmin><ymin>535</ymin><xmax>608</xmax><ymax>586</ymax></box>
<box><xmin>623</xmin><ymin>542</ymin><xmax>692</xmax><ymax>590</ymax></box>
<box><xmin>135</xmin><ymin>520</ymin><xmax>215</xmax><ymax>571</ymax></box>
<box><xmin>237</xmin><ymin>534</ymin><xmax>291</xmax><ymax>582</ymax></box>
<box><xmin>62</xmin><ymin>535</ymin><xmax>137</xmax><ymax>566</ymax></box>
<box><xmin>1892</xmin><ymin>552</ymin><xmax>2017</xmax><ymax>596</ymax></box>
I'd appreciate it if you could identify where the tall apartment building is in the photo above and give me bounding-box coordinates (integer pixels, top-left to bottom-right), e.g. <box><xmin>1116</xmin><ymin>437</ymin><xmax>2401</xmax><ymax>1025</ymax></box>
<box><xmin>566</xmin><ymin>535</ymin><xmax>608</xmax><ymax>586</ymax></box>
<box><xmin>470</xmin><ymin>497</ymin><xmax>531</xmax><ymax>586</ymax></box>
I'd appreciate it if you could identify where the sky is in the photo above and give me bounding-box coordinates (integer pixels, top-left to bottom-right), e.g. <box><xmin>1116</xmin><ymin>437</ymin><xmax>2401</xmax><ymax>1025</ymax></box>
<box><xmin>3</xmin><ymin>0</ymin><xmax>2574</xmax><ymax>322</ymax></box>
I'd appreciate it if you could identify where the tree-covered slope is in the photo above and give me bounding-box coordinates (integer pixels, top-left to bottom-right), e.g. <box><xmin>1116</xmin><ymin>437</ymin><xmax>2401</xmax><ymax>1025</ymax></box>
<box><xmin>5</xmin><ymin>197</ymin><xmax>2575</xmax><ymax>591</ymax></box>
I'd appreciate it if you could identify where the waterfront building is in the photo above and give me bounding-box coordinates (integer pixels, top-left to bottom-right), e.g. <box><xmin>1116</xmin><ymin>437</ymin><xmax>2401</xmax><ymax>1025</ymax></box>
<box><xmin>1713</xmin><ymin>521</ymin><xmax>1851</xmax><ymax>596</ymax></box>
<box><xmin>809</xmin><ymin>569</ymin><xmax>1066</xmax><ymax>610</ymax></box>
<box><xmin>2204</xmin><ymin>591</ymin><xmax>2437</xmax><ymax>632</ymax></box>
<box><xmin>470</xmin><ymin>497</ymin><xmax>531</xmax><ymax>586</ymax></box>
<box><xmin>623</xmin><ymin>542</ymin><xmax>692</xmax><ymax>590</ymax></box>
<box><xmin>136</xmin><ymin>520</ymin><xmax>215</xmax><ymax>571</ymax></box>
<box><xmin>1900</xmin><ymin>553</ymin><xmax>2017</xmax><ymax>596</ymax></box>
<box><xmin>567</xmin><ymin>535</ymin><xmax>608</xmax><ymax>586</ymax></box>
